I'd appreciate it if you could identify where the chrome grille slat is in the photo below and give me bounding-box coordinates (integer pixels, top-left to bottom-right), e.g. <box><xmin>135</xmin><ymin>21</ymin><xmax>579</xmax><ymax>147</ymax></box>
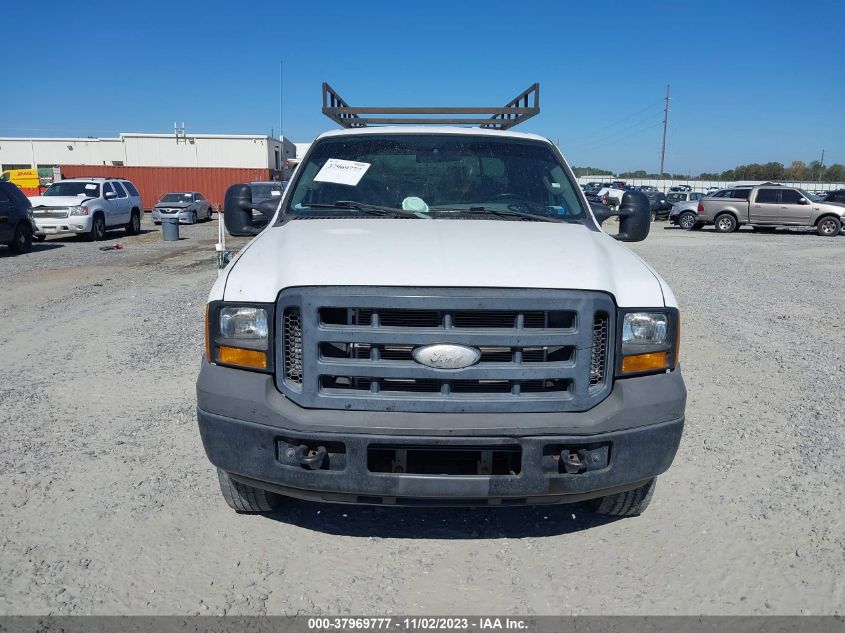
<box><xmin>277</xmin><ymin>287</ymin><xmax>615</xmax><ymax>413</ymax></box>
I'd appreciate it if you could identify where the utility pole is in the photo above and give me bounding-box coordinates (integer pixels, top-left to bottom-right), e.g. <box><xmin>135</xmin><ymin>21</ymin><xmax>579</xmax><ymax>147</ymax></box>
<box><xmin>659</xmin><ymin>84</ymin><xmax>670</xmax><ymax>177</ymax></box>
<box><xmin>279</xmin><ymin>60</ymin><xmax>284</xmax><ymax>141</ymax></box>
<box><xmin>817</xmin><ymin>148</ymin><xmax>825</xmax><ymax>182</ymax></box>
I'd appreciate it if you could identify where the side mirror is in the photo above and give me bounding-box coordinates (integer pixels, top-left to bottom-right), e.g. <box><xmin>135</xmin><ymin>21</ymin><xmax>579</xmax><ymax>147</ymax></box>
<box><xmin>104</xmin><ymin>191</ymin><xmax>117</xmax><ymax>200</ymax></box>
<box><xmin>797</xmin><ymin>197</ymin><xmax>809</xmax><ymax>205</ymax></box>
<box><xmin>223</xmin><ymin>184</ymin><xmax>281</xmax><ymax>236</ymax></box>
<box><xmin>591</xmin><ymin>191</ymin><xmax>651</xmax><ymax>242</ymax></box>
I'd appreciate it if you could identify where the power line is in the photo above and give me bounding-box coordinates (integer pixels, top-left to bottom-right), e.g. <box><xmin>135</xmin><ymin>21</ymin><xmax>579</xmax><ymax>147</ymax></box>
<box><xmin>564</xmin><ymin>112</ymin><xmax>663</xmax><ymax>151</ymax></box>
<box><xmin>563</xmin><ymin>100</ymin><xmax>663</xmax><ymax>144</ymax></box>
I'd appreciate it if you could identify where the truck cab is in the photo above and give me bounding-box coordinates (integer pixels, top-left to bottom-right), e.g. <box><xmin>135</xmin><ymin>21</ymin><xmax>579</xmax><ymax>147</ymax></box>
<box><xmin>197</xmin><ymin>85</ymin><xmax>686</xmax><ymax>517</ymax></box>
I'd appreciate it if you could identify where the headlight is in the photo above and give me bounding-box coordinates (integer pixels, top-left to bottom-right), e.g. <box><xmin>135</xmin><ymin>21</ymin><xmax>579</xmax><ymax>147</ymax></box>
<box><xmin>206</xmin><ymin>302</ymin><xmax>274</xmax><ymax>372</ymax></box>
<box><xmin>220</xmin><ymin>306</ymin><xmax>268</xmax><ymax>340</ymax></box>
<box><xmin>622</xmin><ymin>312</ymin><xmax>667</xmax><ymax>344</ymax></box>
<box><xmin>617</xmin><ymin>309</ymin><xmax>679</xmax><ymax>376</ymax></box>
<box><xmin>69</xmin><ymin>205</ymin><xmax>89</xmax><ymax>216</ymax></box>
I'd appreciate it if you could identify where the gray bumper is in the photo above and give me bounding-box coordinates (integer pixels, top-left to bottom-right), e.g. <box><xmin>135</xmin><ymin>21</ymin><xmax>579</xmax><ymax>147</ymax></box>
<box><xmin>196</xmin><ymin>361</ymin><xmax>686</xmax><ymax>505</ymax></box>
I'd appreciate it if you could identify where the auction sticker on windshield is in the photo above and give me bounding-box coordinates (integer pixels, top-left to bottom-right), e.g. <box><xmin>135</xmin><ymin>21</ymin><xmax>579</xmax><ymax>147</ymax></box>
<box><xmin>314</xmin><ymin>158</ymin><xmax>371</xmax><ymax>186</ymax></box>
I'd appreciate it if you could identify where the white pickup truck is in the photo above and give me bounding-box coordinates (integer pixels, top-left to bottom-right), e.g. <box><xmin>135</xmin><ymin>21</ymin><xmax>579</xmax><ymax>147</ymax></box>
<box><xmin>196</xmin><ymin>85</ymin><xmax>686</xmax><ymax>518</ymax></box>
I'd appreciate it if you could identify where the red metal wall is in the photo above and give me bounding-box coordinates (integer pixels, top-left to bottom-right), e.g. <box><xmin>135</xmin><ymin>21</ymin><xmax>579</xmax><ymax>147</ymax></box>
<box><xmin>59</xmin><ymin>166</ymin><xmax>275</xmax><ymax>210</ymax></box>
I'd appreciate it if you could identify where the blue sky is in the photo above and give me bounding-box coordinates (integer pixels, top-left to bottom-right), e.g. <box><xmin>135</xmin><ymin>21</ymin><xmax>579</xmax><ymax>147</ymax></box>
<box><xmin>3</xmin><ymin>0</ymin><xmax>843</xmax><ymax>173</ymax></box>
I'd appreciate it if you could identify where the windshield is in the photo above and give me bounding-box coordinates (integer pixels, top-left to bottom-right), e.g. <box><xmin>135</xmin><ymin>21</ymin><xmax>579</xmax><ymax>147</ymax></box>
<box><xmin>161</xmin><ymin>193</ymin><xmax>193</xmax><ymax>203</ymax></box>
<box><xmin>667</xmin><ymin>193</ymin><xmax>686</xmax><ymax>202</ymax></box>
<box><xmin>285</xmin><ymin>134</ymin><xmax>588</xmax><ymax>222</ymax></box>
<box><xmin>43</xmin><ymin>182</ymin><xmax>100</xmax><ymax>197</ymax></box>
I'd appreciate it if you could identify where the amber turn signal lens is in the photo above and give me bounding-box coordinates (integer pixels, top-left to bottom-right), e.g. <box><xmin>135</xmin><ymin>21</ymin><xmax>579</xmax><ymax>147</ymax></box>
<box><xmin>217</xmin><ymin>345</ymin><xmax>267</xmax><ymax>369</ymax></box>
<box><xmin>621</xmin><ymin>351</ymin><xmax>669</xmax><ymax>374</ymax></box>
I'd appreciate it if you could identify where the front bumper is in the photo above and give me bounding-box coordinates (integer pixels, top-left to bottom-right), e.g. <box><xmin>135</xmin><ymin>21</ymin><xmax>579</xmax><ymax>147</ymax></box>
<box><xmin>152</xmin><ymin>209</ymin><xmax>194</xmax><ymax>223</ymax></box>
<box><xmin>197</xmin><ymin>361</ymin><xmax>686</xmax><ymax>506</ymax></box>
<box><xmin>34</xmin><ymin>215</ymin><xmax>92</xmax><ymax>235</ymax></box>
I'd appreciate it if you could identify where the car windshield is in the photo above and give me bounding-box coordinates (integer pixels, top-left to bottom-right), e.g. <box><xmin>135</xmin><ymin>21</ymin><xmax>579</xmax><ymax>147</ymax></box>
<box><xmin>43</xmin><ymin>182</ymin><xmax>100</xmax><ymax>197</ymax></box>
<box><xmin>161</xmin><ymin>193</ymin><xmax>193</xmax><ymax>202</ymax></box>
<box><xmin>251</xmin><ymin>184</ymin><xmax>284</xmax><ymax>202</ymax></box>
<box><xmin>285</xmin><ymin>134</ymin><xmax>588</xmax><ymax>222</ymax></box>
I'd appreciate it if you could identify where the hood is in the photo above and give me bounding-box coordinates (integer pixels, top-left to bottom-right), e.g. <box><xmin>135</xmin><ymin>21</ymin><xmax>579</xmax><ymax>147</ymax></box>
<box><xmin>155</xmin><ymin>201</ymin><xmax>192</xmax><ymax>209</ymax></box>
<box><xmin>816</xmin><ymin>201</ymin><xmax>845</xmax><ymax>213</ymax></box>
<box><xmin>221</xmin><ymin>219</ymin><xmax>669</xmax><ymax>308</ymax></box>
<box><xmin>29</xmin><ymin>195</ymin><xmax>93</xmax><ymax>207</ymax></box>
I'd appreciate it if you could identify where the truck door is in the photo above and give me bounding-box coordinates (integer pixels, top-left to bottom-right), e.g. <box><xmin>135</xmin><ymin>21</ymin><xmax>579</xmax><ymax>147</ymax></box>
<box><xmin>111</xmin><ymin>181</ymin><xmax>131</xmax><ymax>223</ymax></box>
<box><xmin>101</xmin><ymin>182</ymin><xmax>121</xmax><ymax>226</ymax></box>
<box><xmin>750</xmin><ymin>188</ymin><xmax>780</xmax><ymax>223</ymax></box>
<box><xmin>778</xmin><ymin>188</ymin><xmax>813</xmax><ymax>225</ymax></box>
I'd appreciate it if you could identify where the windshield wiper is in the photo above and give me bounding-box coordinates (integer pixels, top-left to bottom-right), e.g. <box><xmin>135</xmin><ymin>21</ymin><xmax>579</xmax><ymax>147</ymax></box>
<box><xmin>431</xmin><ymin>206</ymin><xmax>570</xmax><ymax>223</ymax></box>
<box><xmin>300</xmin><ymin>201</ymin><xmax>430</xmax><ymax>219</ymax></box>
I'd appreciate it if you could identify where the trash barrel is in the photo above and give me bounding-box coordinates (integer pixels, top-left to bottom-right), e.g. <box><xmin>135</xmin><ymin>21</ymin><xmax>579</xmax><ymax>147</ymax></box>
<box><xmin>161</xmin><ymin>217</ymin><xmax>180</xmax><ymax>241</ymax></box>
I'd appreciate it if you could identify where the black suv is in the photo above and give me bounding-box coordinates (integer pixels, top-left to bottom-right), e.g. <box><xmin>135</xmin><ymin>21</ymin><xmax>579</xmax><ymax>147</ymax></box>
<box><xmin>0</xmin><ymin>181</ymin><xmax>35</xmax><ymax>254</ymax></box>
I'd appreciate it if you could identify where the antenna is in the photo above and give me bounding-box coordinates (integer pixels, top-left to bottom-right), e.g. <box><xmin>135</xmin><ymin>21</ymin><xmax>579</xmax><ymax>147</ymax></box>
<box><xmin>174</xmin><ymin>121</ymin><xmax>187</xmax><ymax>144</ymax></box>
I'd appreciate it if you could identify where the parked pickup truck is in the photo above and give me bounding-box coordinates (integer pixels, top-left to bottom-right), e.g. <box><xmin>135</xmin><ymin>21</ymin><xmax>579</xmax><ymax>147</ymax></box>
<box><xmin>696</xmin><ymin>185</ymin><xmax>844</xmax><ymax>236</ymax></box>
<box><xmin>197</xmin><ymin>89</ymin><xmax>686</xmax><ymax>518</ymax></box>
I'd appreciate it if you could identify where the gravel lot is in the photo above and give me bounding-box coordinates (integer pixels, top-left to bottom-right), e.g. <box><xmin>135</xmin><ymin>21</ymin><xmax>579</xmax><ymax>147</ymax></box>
<box><xmin>0</xmin><ymin>217</ymin><xmax>842</xmax><ymax>615</ymax></box>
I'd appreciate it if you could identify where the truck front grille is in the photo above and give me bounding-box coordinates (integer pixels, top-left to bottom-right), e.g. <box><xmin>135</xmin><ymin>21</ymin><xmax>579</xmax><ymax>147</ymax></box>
<box><xmin>33</xmin><ymin>207</ymin><xmax>69</xmax><ymax>218</ymax></box>
<box><xmin>276</xmin><ymin>287</ymin><xmax>615</xmax><ymax>413</ymax></box>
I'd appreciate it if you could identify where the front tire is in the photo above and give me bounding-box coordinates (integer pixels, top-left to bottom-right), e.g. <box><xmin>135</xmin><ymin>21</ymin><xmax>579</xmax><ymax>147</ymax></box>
<box><xmin>35</xmin><ymin>233</ymin><xmax>46</xmax><ymax>242</ymax></box>
<box><xmin>816</xmin><ymin>216</ymin><xmax>841</xmax><ymax>237</ymax></box>
<box><xmin>87</xmin><ymin>214</ymin><xmax>106</xmax><ymax>241</ymax></box>
<box><xmin>217</xmin><ymin>469</ymin><xmax>282</xmax><ymax>513</ymax></box>
<box><xmin>714</xmin><ymin>213</ymin><xmax>737</xmax><ymax>233</ymax></box>
<box><xmin>10</xmin><ymin>222</ymin><xmax>33</xmax><ymax>254</ymax></box>
<box><xmin>190</xmin><ymin>211</ymin><xmax>197</xmax><ymax>225</ymax></box>
<box><xmin>588</xmin><ymin>478</ymin><xmax>656</xmax><ymax>517</ymax></box>
<box><xmin>678</xmin><ymin>211</ymin><xmax>697</xmax><ymax>230</ymax></box>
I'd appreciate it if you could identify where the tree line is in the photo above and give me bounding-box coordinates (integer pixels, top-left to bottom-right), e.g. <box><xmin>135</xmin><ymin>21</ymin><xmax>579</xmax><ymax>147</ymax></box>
<box><xmin>572</xmin><ymin>161</ymin><xmax>845</xmax><ymax>182</ymax></box>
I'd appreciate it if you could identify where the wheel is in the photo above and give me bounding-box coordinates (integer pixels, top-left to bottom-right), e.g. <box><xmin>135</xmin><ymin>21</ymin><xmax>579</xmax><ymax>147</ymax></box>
<box><xmin>126</xmin><ymin>210</ymin><xmax>141</xmax><ymax>235</ymax></box>
<box><xmin>86</xmin><ymin>214</ymin><xmax>106</xmax><ymax>241</ymax></box>
<box><xmin>588</xmin><ymin>478</ymin><xmax>656</xmax><ymax>517</ymax></box>
<box><xmin>678</xmin><ymin>211</ymin><xmax>697</xmax><ymax>230</ymax></box>
<box><xmin>190</xmin><ymin>211</ymin><xmax>197</xmax><ymax>225</ymax></box>
<box><xmin>35</xmin><ymin>234</ymin><xmax>46</xmax><ymax>242</ymax></box>
<box><xmin>217</xmin><ymin>469</ymin><xmax>282</xmax><ymax>513</ymax></box>
<box><xmin>816</xmin><ymin>216</ymin><xmax>841</xmax><ymax>237</ymax></box>
<box><xmin>650</xmin><ymin>210</ymin><xmax>657</xmax><ymax>222</ymax></box>
<box><xmin>153</xmin><ymin>221</ymin><xmax>161</xmax><ymax>226</ymax></box>
<box><xmin>714</xmin><ymin>213</ymin><xmax>737</xmax><ymax>233</ymax></box>
<box><xmin>10</xmin><ymin>222</ymin><xmax>33</xmax><ymax>254</ymax></box>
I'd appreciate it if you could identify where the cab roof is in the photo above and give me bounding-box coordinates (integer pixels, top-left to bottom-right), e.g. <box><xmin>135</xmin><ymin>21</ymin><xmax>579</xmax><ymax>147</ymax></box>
<box><xmin>315</xmin><ymin>125</ymin><xmax>552</xmax><ymax>144</ymax></box>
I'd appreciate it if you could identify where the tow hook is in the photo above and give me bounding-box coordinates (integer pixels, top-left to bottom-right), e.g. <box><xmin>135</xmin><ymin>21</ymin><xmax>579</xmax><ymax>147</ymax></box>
<box><xmin>562</xmin><ymin>449</ymin><xmax>594</xmax><ymax>474</ymax></box>
<box><xmin>294</xmin><ymin>445</ymin><xmax>327</xmax><ymax>470</ymax></box>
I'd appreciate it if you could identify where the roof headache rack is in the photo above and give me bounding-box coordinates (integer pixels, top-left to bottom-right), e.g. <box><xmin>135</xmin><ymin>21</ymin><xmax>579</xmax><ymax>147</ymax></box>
<box><xmin>322</xmin><ymin>82</ymin><xmax>539</xmax><ymax>130</ymax></box>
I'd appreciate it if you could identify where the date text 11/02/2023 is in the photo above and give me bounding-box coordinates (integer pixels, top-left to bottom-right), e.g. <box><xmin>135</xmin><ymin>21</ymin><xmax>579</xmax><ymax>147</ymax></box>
<box><xmin>307</xmin><ymin>617</ymin><xmax>529</xmax><ymax>631</ymax></box>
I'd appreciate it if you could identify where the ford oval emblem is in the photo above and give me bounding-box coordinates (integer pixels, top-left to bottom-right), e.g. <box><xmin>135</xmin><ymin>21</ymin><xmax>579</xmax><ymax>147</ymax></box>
<box><xmin>412</xmin><ymin>344</ymin><xmax>481</xmax><ymax>370</ymax></box>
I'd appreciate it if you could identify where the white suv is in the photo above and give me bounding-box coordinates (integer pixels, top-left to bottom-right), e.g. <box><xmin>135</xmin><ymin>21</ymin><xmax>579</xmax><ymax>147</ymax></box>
<box><xmin>29</xmin><ymin>177</ymin><xmax>143</xmax><ymax>241</ymax></box>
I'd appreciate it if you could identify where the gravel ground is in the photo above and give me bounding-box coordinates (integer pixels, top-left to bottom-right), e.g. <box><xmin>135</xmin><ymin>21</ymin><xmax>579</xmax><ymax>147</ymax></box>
<box><xmin>0</xmin><ymin>217</ymin><xmax>842</xmax><ymax>615</ymax></box>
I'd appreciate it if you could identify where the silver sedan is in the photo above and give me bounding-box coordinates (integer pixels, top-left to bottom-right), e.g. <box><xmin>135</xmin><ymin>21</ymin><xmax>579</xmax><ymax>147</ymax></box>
<box><xmin>152</xmin><ymin>192</ymin><xmax>214</xmax><ymax>225</ymax></box>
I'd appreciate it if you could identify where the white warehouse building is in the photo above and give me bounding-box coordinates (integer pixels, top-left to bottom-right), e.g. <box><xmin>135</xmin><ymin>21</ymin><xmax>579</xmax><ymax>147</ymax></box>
<box><xmin>0</xmin><ymin>132</ymin><xmax>297</xmax><ymax>172</ymax></box>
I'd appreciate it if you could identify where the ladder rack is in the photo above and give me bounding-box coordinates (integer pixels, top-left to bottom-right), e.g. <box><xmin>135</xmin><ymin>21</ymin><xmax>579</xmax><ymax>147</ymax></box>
<box><xmin>322</xmin><ymin>83</ymin><xmax>539</xmax><ymax>130</ymax></box>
